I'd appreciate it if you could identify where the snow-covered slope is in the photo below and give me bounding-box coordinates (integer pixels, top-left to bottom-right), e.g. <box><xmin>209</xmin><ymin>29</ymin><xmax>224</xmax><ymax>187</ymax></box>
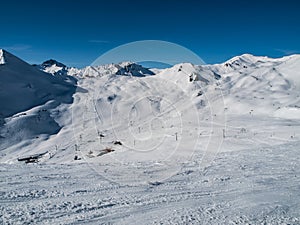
<box><xmin>277</xmin><ymin>54</ymin><xmax>300</xmax><ymax>89</ymax></box>
<box><xmin>0</xmin><ymin>50</ymin><xmax>76</xmax><ymax>154</ymax></box>
<box><xmin>199</xmin><ymin>54</ymin><xmax>300</xmax><ymax>117</ymax></box>
<box><xmin>0</xmin><ymin>52</ymin><xmax>299</xmax><ymax>165</ymax></box>
<box><xmin>0</xmin><ymin>50</ymin><xmax>76</xmax><ymax>118</ymax></box>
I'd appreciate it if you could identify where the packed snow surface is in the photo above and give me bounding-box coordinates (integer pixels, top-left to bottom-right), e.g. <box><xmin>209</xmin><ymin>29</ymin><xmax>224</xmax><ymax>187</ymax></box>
<box><xmin>1</xmin><ymin>141</ymin><xmax>299</xmax><ymax>224</ymax></box>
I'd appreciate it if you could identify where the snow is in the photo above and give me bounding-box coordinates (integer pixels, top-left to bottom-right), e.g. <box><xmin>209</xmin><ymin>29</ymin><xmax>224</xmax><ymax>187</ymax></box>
<box><xmin>276</xmin><ymin>54</ymin><xmax>300</xmax><ymax>89</ymax></box>
<box><xmin>274</xmin><ymin>106</ymin><xmax>300</xmax><ymax>119</ymax></box>
<box><xmin>0</xmin><ymin>50</ymin><xmax>76</xmax><ymax>150</ymax></box>
<box><xmin>1</xmin><ymin>141</ymin><xmax>299</xmax><ymax>224</ymax></box>
<box><xmin>62</xmin><ymin>62</ymin><xmax>155</xmax><ymax>78</ymax></box>
<box><xmin>0</xmin><ymin>49</ymin><xmax>5</xmax><ymax>64</ymax></box>
<box><xmin>43</xmin><ymin>64</ymin><xmax>64</xmax><ymax>74</ymax></box>
<box><xmin>37</xmin><ymin>59</ymin><xmax>77</xmax><ymax>85</ymax></box>
<box><xmin>0</xmin><ymin>51</ymin><xmax>300</xmax><ymax>224</ymax></box>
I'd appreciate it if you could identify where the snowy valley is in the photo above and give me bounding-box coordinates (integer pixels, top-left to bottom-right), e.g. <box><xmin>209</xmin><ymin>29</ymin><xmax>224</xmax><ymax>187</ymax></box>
<box><xmin>0</xmin><ymin>49</ymin><xmax>299</xmax><ymax>224</ymax></box>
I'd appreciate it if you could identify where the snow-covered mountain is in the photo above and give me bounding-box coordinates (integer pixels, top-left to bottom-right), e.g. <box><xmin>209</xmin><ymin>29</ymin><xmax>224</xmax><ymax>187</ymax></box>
<box><xmin>0</xmin><ymin>50</ymin><xmax>76</xmax><ymax>152</ymax></box>
<box><xmin>68</xmin><ymin>62</ymin><xmax>154</xmax><ymax>78</ymax></box>
<box><xmin>208</xmin><ymin>54</ymin><xmax>300</xmax><ymax>117</ymax></box>
<box><xmin>0</xmin><ymin>50</ymin><xmax>76</xmax><ymax>118</ymax></box>
<box><xmin>0</xmin><ymin>50</ymin><xmax>299</xmax><ymax>165</ymax></box>
<box><xmin>39</xmin><ymin>59</ymin><xmax>67</xmax><ymax>76</ymax></box>
<box><xmin>38</xmin><ymin>60</ymin><xmax>155</xmax><ymax>78</ymax></box>
<box><xmin>34</xmin><ymin>59</ymin><xmax>77</xmax><ymax>84</ymax></box>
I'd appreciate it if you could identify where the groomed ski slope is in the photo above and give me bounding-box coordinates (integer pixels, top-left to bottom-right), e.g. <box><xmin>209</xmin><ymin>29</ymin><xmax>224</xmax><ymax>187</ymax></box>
<box><xmin>1</xmin><ymin>141</ymin><xmax>299</xmax><ymax>224</ymax></box>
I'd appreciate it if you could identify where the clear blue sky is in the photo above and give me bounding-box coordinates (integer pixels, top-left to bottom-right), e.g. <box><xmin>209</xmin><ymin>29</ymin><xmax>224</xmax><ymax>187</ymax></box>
<box><xmin>1</xmin><ymin>0</ymin><xmax>300</xmax><ymax>67</ymax></box>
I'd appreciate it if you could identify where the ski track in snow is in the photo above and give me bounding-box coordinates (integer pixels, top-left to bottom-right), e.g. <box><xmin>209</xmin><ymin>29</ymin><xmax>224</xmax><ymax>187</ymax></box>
<box><xmin>1</xmin><ymin>141</ymin><xmax>299</xmax><ymax>225</ymax></box>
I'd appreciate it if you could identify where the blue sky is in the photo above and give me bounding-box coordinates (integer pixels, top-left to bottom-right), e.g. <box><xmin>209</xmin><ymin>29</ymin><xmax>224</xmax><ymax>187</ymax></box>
<box><xmin>1</xmin><ymin>0</ymin><xmax>300</xmax><ymax>67</ymax></box>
